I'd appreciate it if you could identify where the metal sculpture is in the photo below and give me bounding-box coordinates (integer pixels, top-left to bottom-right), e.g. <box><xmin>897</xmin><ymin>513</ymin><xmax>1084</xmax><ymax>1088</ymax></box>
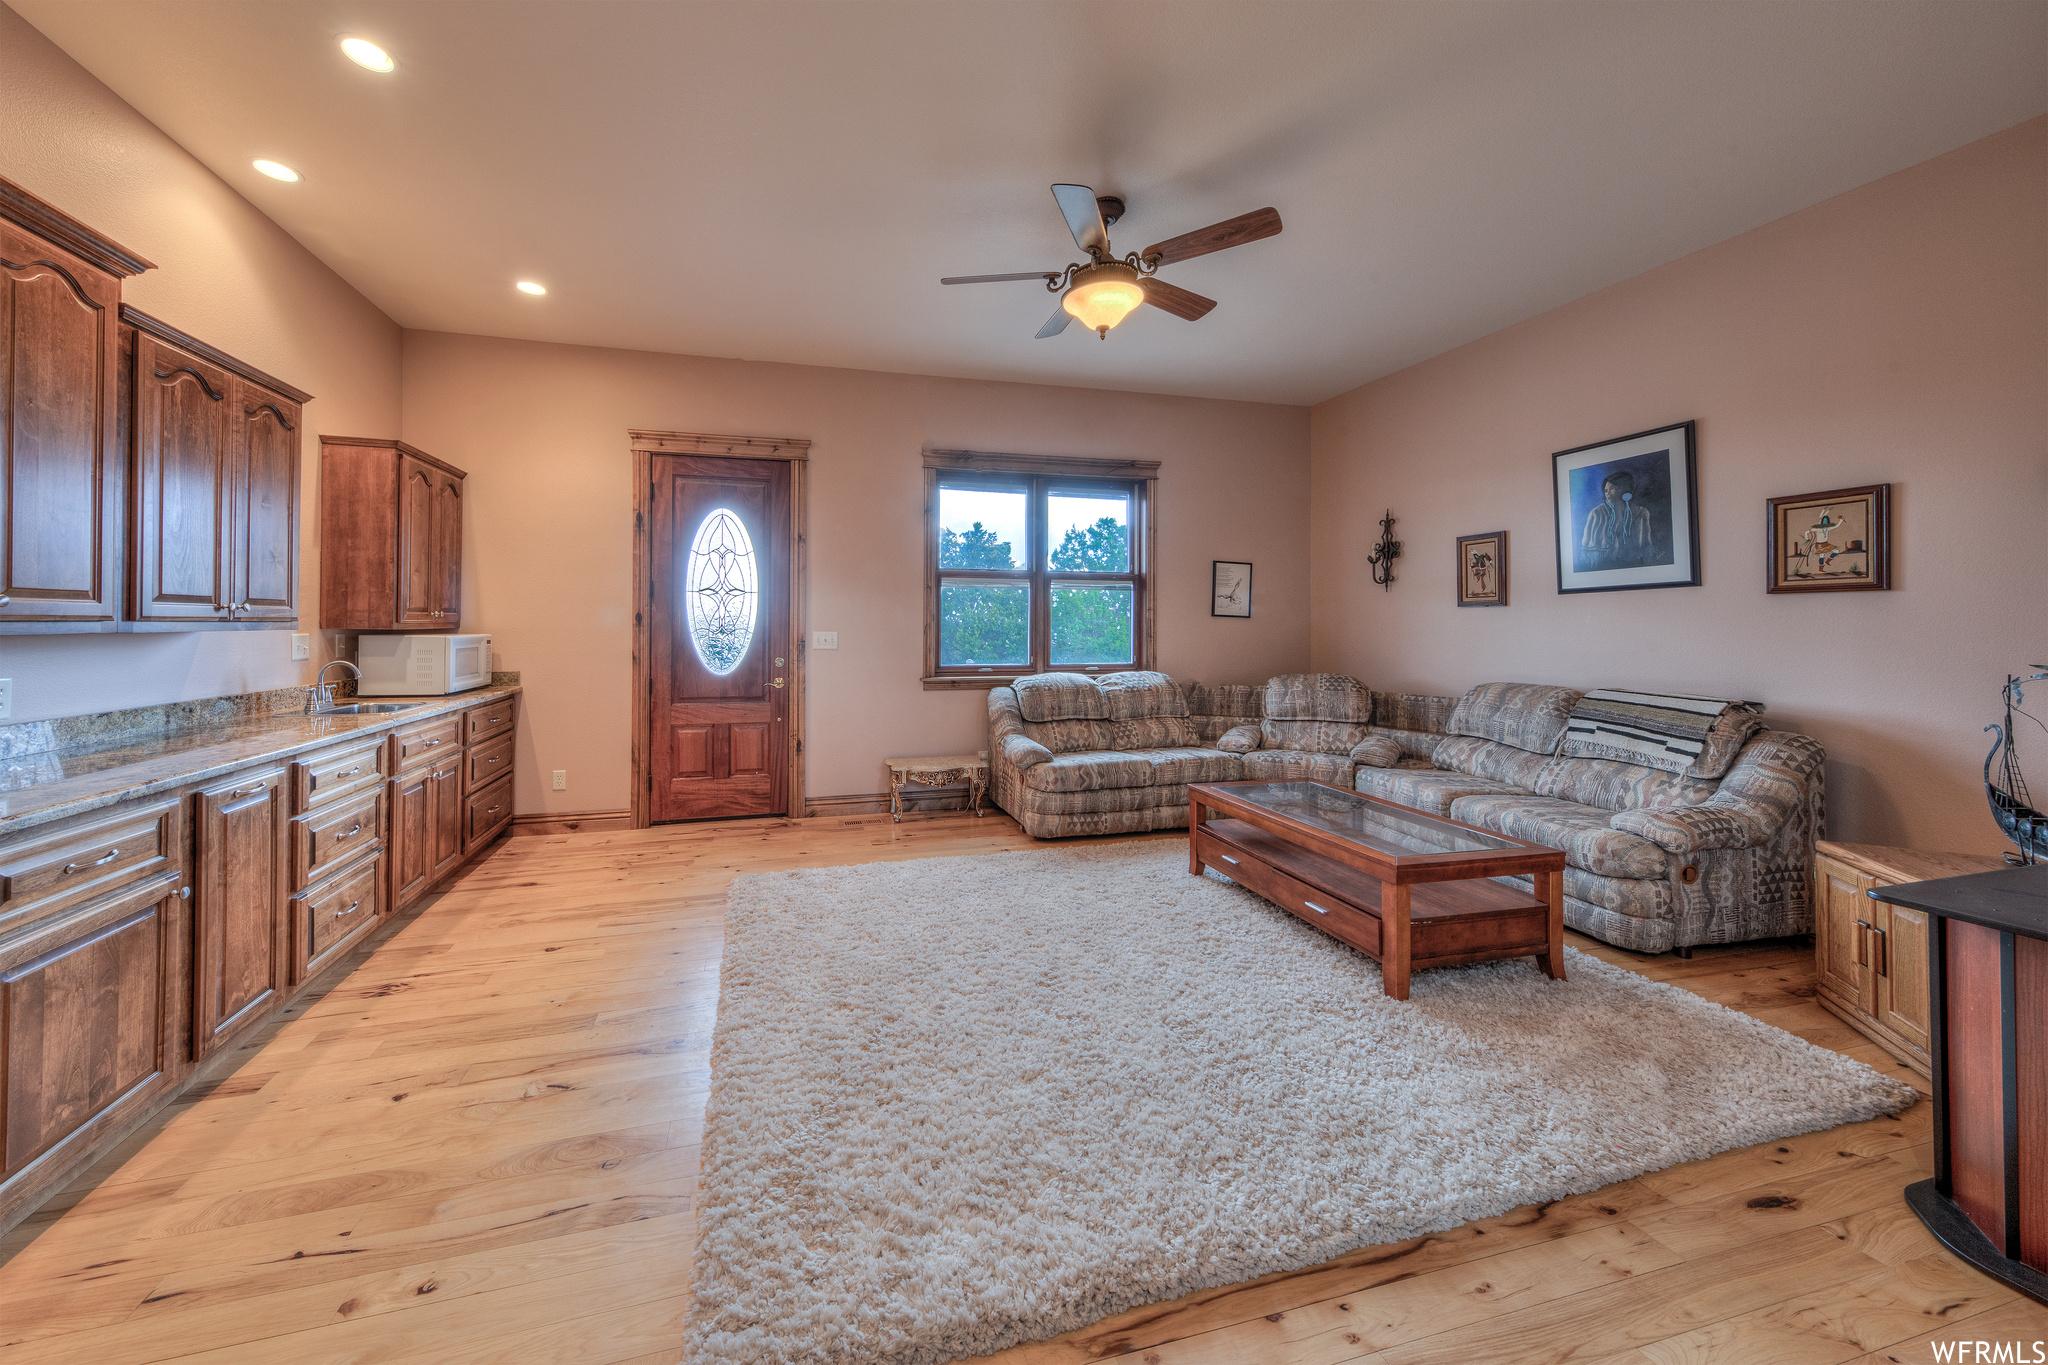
<box><xmin>1367</xmin><ymin>509</ymin><xmax>1400</xmax><ymax>591</ymax></box>
<box><xmin>1986</xmin><ymin>666</ymin><xmax>2048</xmax><ymax>864</ymax></box>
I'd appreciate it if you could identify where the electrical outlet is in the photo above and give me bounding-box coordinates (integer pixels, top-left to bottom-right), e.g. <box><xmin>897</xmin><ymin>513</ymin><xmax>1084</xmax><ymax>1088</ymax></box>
<box><xmin>290</xmin><ymin>633</ymin><xmax>311</xmax><ymax>661</ymax></box>
<box><xmin>552</xmin><ymin>770</ymin><xmax>567</xmax><ymax>790</ymax></box>
<box><xmin>812</xmin><ymin>631</ymin><xmax>838</xmax><ymax>650</ymax></box>
<box><xmin>0</xmin><ymin>678</ymin><xmax>11</xmax><ymax>720</ymax></box>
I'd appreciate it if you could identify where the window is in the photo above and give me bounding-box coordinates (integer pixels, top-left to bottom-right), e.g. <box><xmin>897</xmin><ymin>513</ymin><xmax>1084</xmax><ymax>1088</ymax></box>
<box><xmin>923</xmin><ymin>450</ymin><xmax>1157</xmax><ymax>687</ymax></box>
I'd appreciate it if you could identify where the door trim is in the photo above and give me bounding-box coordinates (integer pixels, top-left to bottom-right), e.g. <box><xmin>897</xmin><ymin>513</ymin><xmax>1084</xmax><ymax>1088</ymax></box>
<box><xmin>630</xmin><ymin>431</ymin><xmax>810</xmax><ymax>829</ymax></box>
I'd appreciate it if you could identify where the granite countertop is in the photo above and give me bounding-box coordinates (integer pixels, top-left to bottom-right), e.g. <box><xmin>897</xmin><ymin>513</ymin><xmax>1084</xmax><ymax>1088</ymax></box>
<box><xmin>0</xmin><ymin>685</ymin><xmax>522</xmax><ymax>840</ymax></box>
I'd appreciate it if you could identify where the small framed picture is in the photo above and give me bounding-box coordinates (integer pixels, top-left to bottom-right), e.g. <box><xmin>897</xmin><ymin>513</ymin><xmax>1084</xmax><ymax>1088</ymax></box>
<box><xmin>1211</xmin><ymin>561</ymin><xmax>1252</xmax><ymax>617</ymax></box>
<box><xmin>1766</xmin><ymin>484</ymin><xmax>1890</xmax><ymax>593</ymax></box>
<box><xmin>1456</xmin><ymin>531</ymin><xmax>1508</xmax><ymax>607</ymax></box>
<box><xmin>1552</xmin><ymin>421</ymin><xmax>1701</xmax><ymax>594</ymax></box>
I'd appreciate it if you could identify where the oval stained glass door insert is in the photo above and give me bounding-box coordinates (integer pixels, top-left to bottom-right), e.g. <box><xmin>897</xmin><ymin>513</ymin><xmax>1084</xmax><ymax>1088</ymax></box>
<box><xmin>685</xmin><ymin>509</ymin><xmax>758</xmax><ymax>675</ymax></box>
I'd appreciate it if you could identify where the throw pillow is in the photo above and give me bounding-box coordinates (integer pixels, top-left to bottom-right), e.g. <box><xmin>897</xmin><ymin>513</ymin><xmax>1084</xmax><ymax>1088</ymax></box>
<box><xmin>1349</xmin><ymin>734</ymin><xmax>1403</xmax><ymax>768</ymax></box>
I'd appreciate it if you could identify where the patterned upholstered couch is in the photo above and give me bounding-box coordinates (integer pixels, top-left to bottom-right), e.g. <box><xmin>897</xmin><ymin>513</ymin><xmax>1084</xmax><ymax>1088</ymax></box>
<box><xmin>986</xmin><ymin>672</ymin><xmax>1824</xmax><ymax>954</ymax></box>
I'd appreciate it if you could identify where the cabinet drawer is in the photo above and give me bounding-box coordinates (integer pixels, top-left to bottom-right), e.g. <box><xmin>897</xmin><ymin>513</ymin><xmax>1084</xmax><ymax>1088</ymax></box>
<box><xmin>463</xmin><ymin>697</ymin><xmax>516</xmax><ymax>746</ymax></box>
<box><xmin>293</xmin><ymin>738</ymin><xmax>387</xmax><ymax>812</ymax></box>
<box><xmin>0</xmin><ymin>798</ymin><xmax>182</xmax><ymax>936</ymax></box>
<box><xmin>466</xmin><ymin>733</ymin><xmax>514</xmax><ymax>791</ymax></box>
<box><xmin>1197</xmin><ymin>825</ymin><xmax>1383</xmax><ymax>959</ymax></box>
<box><xmin>395</xmin><ymin>715</ymin><xmax>461</xmax><ymax>771</ymax></box>
<box><xmin>465</xmin><ymin>774</ymin><xmax>514</xmax><ymax>851</ymax></box>
<box><xmin>293</xmin><ymin>788</ymin><xmax>383</xmax><ymax>890</ymax></box>
<box><xmin>291</xmin><ymin>851</ymin><xmax>381</xmax><ymax>983</ymax></box>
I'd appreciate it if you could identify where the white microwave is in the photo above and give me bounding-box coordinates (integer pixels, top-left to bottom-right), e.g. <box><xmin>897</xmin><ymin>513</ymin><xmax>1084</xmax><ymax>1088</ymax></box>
<box><xmin>357</xmin><ymin>634</ymin><xmax>493</xmax><ymax>696</ymax></box>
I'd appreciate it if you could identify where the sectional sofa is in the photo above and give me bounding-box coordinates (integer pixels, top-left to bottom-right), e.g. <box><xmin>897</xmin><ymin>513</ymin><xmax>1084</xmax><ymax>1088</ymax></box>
<box><xmin>986</xmin><ymin>671</ymin><xmax>1824</xmax><ymax>954</ymax></box>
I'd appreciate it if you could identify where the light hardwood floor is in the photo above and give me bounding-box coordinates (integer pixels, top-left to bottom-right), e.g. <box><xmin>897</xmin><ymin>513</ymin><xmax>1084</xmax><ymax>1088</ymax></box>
<box><xmin>0</xmin><ymin>814</ymin><xmax>2040</xmax><ymax>1364</ymax></box>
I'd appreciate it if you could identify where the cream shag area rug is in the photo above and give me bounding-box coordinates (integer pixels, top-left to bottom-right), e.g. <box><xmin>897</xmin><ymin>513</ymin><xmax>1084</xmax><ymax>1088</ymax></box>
<box><xmin>686</xmin><ymin>841</ymin><xmax>1914</xmax><ymax>1365</ymax></box>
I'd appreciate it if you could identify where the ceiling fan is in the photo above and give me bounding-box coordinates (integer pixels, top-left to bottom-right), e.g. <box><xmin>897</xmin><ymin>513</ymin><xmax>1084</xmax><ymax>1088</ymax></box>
<box><xmin>941</xmin><ymin>185</ymin><xmax>1282</xmax><ymax>339</ymax></box>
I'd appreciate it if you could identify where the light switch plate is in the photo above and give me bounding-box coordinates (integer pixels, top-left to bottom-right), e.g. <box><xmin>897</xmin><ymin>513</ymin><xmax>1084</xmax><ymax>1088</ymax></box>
<box><xmin>552</xmin><ymin>770</ymin><xmax>567</xmax><ymax>790</ymax></box>
<box><xmin>812</xmin><ymin>631</ymin><xmax>838</xmax><ymax>650</ymax></box>
<box><xmin>0</xmin><ymin>678</ymin><xmax>11</xmax><ymax>720</ymax></box>
<box><xmin>291</xmin><ymin>633</ymin><xmax>311</xmax><ymax>661</ymax></box>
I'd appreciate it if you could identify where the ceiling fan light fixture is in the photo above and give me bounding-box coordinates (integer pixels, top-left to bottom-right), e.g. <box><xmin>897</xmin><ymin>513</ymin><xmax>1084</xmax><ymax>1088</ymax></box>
<box><xmin>1061</xmin><ymin>263</ymin><xmax>1145</xmax><ymax>338</ymax></box>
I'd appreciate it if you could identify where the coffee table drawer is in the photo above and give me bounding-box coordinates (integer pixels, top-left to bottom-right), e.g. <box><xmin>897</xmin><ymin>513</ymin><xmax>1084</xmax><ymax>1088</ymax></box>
<box><xmin>1199</xmin><ymin>826</ymin><xmax>1381</xmax><ymax>958</ymax></box>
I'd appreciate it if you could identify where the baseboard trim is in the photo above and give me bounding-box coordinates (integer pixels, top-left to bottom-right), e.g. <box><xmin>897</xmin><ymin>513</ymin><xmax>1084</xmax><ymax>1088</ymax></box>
<box><xmin>805</xmin><ymin>790</ymin><xmax>986</xmax><ymax>819</ymax></box>
<box><xmin>510</xmin><ymin>809</ymin><xmax>635</xmax><ymax>836</ymax></box>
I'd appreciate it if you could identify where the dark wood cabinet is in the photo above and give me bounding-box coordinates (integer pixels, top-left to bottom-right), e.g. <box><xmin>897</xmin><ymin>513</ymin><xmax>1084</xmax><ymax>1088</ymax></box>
<box><xmin>191</xmin><ymin>766</ymin><xmax>288</xmax><ymax>1058</ymax></box>
<box><xmin>390</xmin><ymin>765</ymin><xmax>433</xmax><ymax>909</ymax></box>
<box><xmin>0</xmin><ymin>176</ymin><xmax>153</xmax><ymax>631</ymax></box>
<box><xmin>321</xmin><ymin>438</ymin><xmax>467</xmax><ymax>632</ymax></box>
<box><xmin>431</xmin><ymin>759</ymin><xmax>466</xmax><ymax>879</ymax></box>
<box><xmin>123</xmin><ymin>309</ymin><xmax>306</xmax><ymax>627</ymax></box>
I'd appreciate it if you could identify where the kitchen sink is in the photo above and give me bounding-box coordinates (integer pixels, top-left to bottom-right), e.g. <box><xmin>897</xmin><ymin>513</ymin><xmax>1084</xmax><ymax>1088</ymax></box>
<box><xmin>313</xmin><ymin>702</ymin><xmax>430</xmax><ymax>715</ymax></box>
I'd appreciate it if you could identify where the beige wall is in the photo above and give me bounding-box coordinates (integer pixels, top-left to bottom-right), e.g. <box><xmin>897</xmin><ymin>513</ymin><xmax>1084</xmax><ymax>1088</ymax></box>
<box><xmin>1309</xmin><ymin>118</ymin><xmax>2047</xmax><ymax>855</ymax></box>
<box><xmin>398</xmin><ymin>332</ymin><xmax>1311</xmax><ymax>813</ymax></box>
<box><xmin>0</xmin><ymin>3</ymin><xmax>401</xmax><ymax>722</ymax></box>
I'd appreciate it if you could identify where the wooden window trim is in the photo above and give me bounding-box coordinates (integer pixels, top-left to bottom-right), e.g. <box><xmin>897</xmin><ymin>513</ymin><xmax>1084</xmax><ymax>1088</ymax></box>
<box><xmin>921</xmin><ymin>449</ymin><xmax>1158</xmax><ymax>690</ymax></box>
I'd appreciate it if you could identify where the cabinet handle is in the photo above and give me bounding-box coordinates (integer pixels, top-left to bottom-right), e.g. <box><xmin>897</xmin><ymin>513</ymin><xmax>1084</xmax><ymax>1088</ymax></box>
<box><xmin>419</xmin><ymin>739</ymin><xmax>443</xmax><ymax>748</ymax></box>
<box><xmin>1217</xmin><ymin>854</ymin><xmax>1239</xmax><ymax>865</ymax></box>
<box><xmin>180</xmin><ymin>886</ymin><xmax>191</xmax><ymax>899</ymax></box>
<box><xmin>334</xmin><ymin>900</ymin><xmax>361</xmax><ymax>918</ymax></box>
<box><xmin>433</xmin><ymin>768</ymin><xmax>455</xmax><ymax>781</ymax></box>
<box><xmin>487</xmin><ymin>804</ymin><xmax>501</xmax><ymax>814</ymax></box>
<box><xmin>1855</xmin><ymin>919</ymin><xmax>1870</xmax><ymax>967</ymax></box>
<box><xmin>487</xmin><ymin>755</ymin><xmax>501</xmax><ymax>764</ymax></box>
<box><xmin>339</xmin><ymin>765</ymin><xmax>362</xmax><ymax>777</ymax></box>
<box><xmin>1872</xmin><ymin>926</ymin><xmax>1888</xmax><ymax>978</ymax></box>
<box><xmin>335</xmin><ymin>823</ymin><xmax>363</xmax><ymax>839</ymax></box>
<box><xmin>0</xmin><ymin>595</ymin><xmax>10</xmax><ymax>606</ymax></box>
<box><xmin>230</xmin><ymin>782</ymin><xmax>266</xmax><ymax>798</ymax></box>
<box><xmin>1302</xmin><ymin>900</ymin><xmax>1331</xmax><ymax>916</ymax></box>
<box><xmin>62</xmin><ymin>848</ymin><xmax>121</xmax><ymax>873</ymax></box>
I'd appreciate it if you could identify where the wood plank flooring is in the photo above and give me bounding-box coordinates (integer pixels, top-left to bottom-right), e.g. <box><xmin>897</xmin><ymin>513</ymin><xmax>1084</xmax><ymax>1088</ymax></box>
<box><xmin>0</xmin><ymin>814</ymin><xmax>2040</xmax><ymax>1364</ymax></box>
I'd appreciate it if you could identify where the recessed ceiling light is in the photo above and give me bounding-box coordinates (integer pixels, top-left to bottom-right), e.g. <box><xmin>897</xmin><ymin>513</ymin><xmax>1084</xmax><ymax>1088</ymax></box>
<box><xmin>340</xmin><ymin>37</ymin><xmax>395</xmax><ymax>72</ymax></box>
<box><xmin>515</xmin><ymin>281</ymin><xmax>547</xmax><ymax>296</ymax></box>
<box><xmin>252</xmin><ymin>160</ymin><xmax>301</xmax><ymax>182</ymax></box>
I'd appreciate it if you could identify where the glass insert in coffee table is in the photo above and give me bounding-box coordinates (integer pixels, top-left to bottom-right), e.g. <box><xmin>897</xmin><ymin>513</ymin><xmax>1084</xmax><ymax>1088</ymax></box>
<box><xmin>1187</xmin><ymin>780</ymin><xmax>1568</xmax><ymax>1000</ymax></box>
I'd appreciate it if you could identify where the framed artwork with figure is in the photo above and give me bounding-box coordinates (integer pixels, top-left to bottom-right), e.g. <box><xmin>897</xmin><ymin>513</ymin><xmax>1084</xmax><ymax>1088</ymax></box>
<box><xmin>1765</xmin><ymin>484</ymin><xmax>1890</xmax><ymax>593</ymax></box>
<box><xmin>1456</xmin><ymin>531</ymin><xmax>1508</xmax><ymax>606</ymax></box>
<box><xmin>1551</xmin><ymin>421</ymin><xmax>1700</xmax><ymax>594</ymax></box>
<box><xmin>1211</xmin><ymin>561</ymin><xmax>1252</xmax><ymax>617</ymax></box>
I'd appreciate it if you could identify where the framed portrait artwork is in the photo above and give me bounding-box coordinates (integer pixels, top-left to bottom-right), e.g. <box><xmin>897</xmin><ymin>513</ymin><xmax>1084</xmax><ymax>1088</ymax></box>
<box><xmin>1766</xmin><ymin>484</ymin><xmax>1890</xmax><ymax>593</ymax></box>
<box><xmin>1456</xmin><ymin>531</ymin><xmax>1508</xmax><ymax>606</ymax></box>
<box><xmin>1551</xmin><ymin>421</ymin><xmax>1701</xmax><ymax>594</ymax></box>
<box><xmin>1211</xmin><ymin>561</ymin><xmax>1252</xmax><ymax>617</ymax></box>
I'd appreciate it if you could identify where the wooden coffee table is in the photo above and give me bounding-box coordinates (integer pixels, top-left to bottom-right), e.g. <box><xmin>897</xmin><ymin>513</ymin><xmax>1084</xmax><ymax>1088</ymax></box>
<box><xmin>1189</xmin><ymin>780</ymin><xmax>1567</xmax><ymax>1000</ymax></box>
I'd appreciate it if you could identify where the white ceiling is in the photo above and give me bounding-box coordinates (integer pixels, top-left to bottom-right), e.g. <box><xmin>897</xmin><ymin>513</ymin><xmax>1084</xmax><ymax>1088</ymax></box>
<box><xmin>15</xmin><ymin>0</ymin><xmax>2045</xmax><ymax>405</ymax></box>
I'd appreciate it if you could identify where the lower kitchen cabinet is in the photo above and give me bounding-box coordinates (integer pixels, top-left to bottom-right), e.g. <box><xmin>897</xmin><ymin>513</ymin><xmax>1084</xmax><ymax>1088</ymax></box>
<box><xmin>0</xmin><ymin>865</ymin><xmax>187</xmax><ymax>1209</ymax></box>
<box><xmin>192</xmin><ymin>766</ymin><xmax>288</xmax><ymax>1059</ymax></box>
<box><xmin>0</xmin><ymin>688</ymin><xmax>519</xmax><ymax>1236</ymax></box>
<box><xmin>292</xmin><ymin>851</ymin><xmax>382</xmax><ymax>983</ymax></box>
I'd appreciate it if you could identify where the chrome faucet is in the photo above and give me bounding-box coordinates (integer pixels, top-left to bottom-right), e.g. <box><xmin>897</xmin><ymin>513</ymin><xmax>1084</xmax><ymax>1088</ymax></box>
<box><xmin>307</xmin><ymin>660</ymin><xmax>363</xmax><ymax>714</ymax></box>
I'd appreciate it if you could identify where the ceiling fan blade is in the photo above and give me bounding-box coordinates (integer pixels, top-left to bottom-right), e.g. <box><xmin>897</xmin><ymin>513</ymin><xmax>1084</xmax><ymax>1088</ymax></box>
<box><xmin>1142</xmin><ymin>207</ymin><xmax>1283</xmax><ymax>267</ymax></box>
<box><xmin>940</xmin><ymin>272</ymin><xmax>1059</xmax><ymax>285</ymax></box>
<box><xmin>1141</xmin><ymin>277</ymin><xmax>1217</xmax><ymax>321</ymax></box>
<box><xmin>1051</xmin><ymin>184</ymin><xmax>1107</xmax><ymax>253</ymax></box>
<box><xmin>1035</xmin><ymin>306</ymin><xmax>1074</xmax><ymax>339</ymax></box>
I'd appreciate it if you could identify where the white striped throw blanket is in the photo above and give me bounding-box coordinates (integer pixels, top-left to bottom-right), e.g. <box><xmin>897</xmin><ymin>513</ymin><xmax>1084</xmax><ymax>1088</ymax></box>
<box><xmin>1560</xmin><ymin>689</ymin><xmax>1762</xmax><ymax>775</ymax></box>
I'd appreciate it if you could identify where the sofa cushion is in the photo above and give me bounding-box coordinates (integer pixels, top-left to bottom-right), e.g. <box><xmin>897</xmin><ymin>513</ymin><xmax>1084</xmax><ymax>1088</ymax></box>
<box><xmin>1372</xmin><ymin>692</ymin><xmax>1456</xmax><ymax>734</ymax></box>
<box><xmin>1430</xmin><ymin>735</ymin><xmax>1557</xmax><ymax>789</ymax></box>
<box><xmin>1013</xmin><ymin>781</ymin><xmax>1191</xmax><ymax>816</ymax></box>
<box><xmin>1183</xmin><ymin>681</ymin><xmax>1263</xmax><ymax>719</ymax></box>
<box><xmin>1214</xmin><ymin>724</ymin><xmax>1261</xmax><ymax>753</ymax></box>
<box><xmin>1448</xmin><ymin>794</ymin><xmax>1669</xmax><ymax>880</ymax></box>
<box><xmin>1529</xmin><ymin>756</ymin><xmax>1722</xmax><ymax>812</ymax></box>
<box><xmin>1098</xmin><ymin>671</ymin><xmax>1187</xmax><ymax>719</ymax></box>
<box><xmin>1020</xmin><ymin>717</ymin><xmax>1116</xmax><ymax>754</ymax></box>
<box><xmin>1264</xmin><ymin>673</ymin><xmax>1372</xmax><ymax>721</ymax></box>
<box><xmin>1013</xmin><ymin>672</ymin><xmax>1109</xmax><ymax>722</ymax></box>
<box><xmin>1139</xmin><ymin>748</ymin><xmax>1244</xmax><ymax>784</ymax></box>
<box><xmin>1019</xmin><ymin>751</ymin><xmax>1154</xmax><ymax>793</ymax></box>
<box><xmin>1110</xmin><ymin>715</ymin><xmax>1198</xmax><ymax>750</ymax></box>
<box><xmin>1260</xmin><ymin>718</ymin><xmax>1374</xmax><ymax>756</ymax></box>
<box><xmin>1351</xmin><ymin>766</ymin><xmax>1525</xmax><ymax>817</ymax></box>
<box><xmin>1350</xmin><ymin>734</ymin><xmax>1403</xmax><ymax>768</ymax></box>
<box><xmin>1240</xmin><ymin>751</ymin><xmax>1356</xmax><ymax>786</ymax></box>
<box><xmin>1445</xmin><ymin>682</ymin><xmax>1583</xmax><ymax>754</ymax></box>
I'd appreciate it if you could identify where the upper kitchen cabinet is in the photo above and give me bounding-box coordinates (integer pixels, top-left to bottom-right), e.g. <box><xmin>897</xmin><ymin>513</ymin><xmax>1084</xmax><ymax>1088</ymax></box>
<box><xmin>0</xmin><ymin>176</ymin><xmax>154</xmax><ymax>632</ymax></box>
<box><xmin>321</xmin><ymin>438</ymin><xmax>466</xmax><ymax>632</ymax></box>
<box><xmin>123</xmin><ymin>308</ymin><xmax>310</xmax><ymax>626</ymax></box>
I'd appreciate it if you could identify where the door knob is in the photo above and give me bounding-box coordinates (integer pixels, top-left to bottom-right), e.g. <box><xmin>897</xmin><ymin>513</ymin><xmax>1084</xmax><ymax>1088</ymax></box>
<box><xmin>768</xmin><ymin>678</ymin><xmax>784</xmax><ymax>689</ymax></box>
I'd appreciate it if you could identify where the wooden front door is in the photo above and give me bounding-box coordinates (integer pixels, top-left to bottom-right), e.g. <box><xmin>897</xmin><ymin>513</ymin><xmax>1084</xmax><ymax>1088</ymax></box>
<box><xmin>649</xmin><ymin>455</ymin><xmax>790</xmax><ymax>821</ymax></box>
